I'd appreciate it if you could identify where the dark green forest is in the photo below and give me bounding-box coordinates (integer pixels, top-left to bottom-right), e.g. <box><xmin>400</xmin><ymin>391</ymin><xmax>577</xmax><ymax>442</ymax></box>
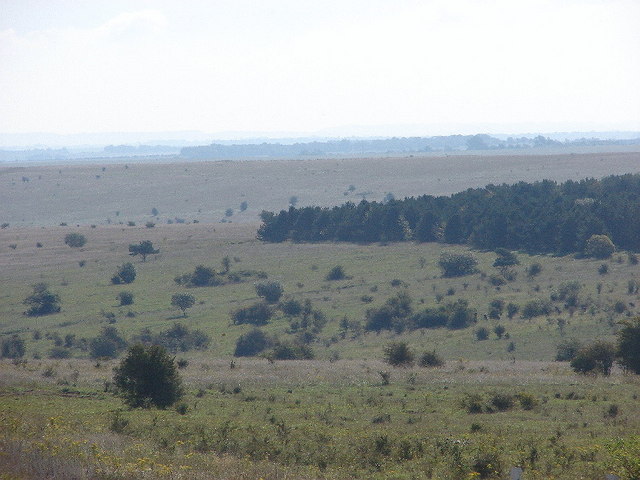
<box><xmin>257</xmin><ymin>173</ymin><xmax>640</xmax><ymax>254</ymax></box>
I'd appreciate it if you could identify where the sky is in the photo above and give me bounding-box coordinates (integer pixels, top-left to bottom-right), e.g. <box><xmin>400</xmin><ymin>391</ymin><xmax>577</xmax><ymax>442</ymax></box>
<box><xmin>1</xmin><ymin>0</ymin><xmax>639</xmax><ymax>141</ymax></box>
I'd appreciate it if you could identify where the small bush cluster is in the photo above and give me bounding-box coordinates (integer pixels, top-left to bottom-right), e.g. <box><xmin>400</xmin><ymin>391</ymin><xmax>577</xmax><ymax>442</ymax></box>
<box><xmin>111</xmin><ymin>263</ymin><xmax>136</xmax><ymax>284</ymax></box>
<box><xmin>133</xmin><ymin>323</ymin><xmax>210</xmax><ymax>353</ymax></box>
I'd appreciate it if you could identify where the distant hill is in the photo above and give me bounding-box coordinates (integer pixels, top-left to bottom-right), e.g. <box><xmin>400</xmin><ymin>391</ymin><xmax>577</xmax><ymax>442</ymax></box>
<box><xmin>180</xmin><ymin>134</ymin><xmax>640</xmax><ymax>160</ymax></box>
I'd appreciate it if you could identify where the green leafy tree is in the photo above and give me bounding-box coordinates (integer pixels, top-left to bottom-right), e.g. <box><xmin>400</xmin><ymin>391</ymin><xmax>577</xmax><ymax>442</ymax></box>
<box><xmin>128</xmin><ymin>240</ymin><xmax>159</xmax><ymax>262</ymax></box>
<box><xmin>64</xmin><ymin>232</ymin><xmax>87</xmax><ymax>248</ymax></box>
<box><xmin>113</xmin><ymin>344</ymin><xmax>184</xmax><ymax>408</ymax></box>
<box><xmin>23</xmin><ymin>283</ymin><xmax>61</xmax><ymax>316</ymax></box>
<box><xmin>171</xmin><ymin>293</ymin><xmax>195</xmax><ymax>317</ymax></box>
<box><xmin>617</xmin><ymin>317</ymin><xmax>640</xmax><ymax>374</ymax></box>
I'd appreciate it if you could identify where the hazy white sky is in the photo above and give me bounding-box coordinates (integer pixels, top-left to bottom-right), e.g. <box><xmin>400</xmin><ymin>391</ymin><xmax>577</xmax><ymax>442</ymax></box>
<box><xmin>1</xmin><ymin>0</ymin><xmax>639</xmax><ymax>137</ymax></box>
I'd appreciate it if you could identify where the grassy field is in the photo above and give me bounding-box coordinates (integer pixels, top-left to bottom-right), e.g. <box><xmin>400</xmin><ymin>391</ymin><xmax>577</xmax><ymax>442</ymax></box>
<box><xmin>2</xmin><ymin>151</ymin><xmax>640</xmax><ymax>479</ymax></box>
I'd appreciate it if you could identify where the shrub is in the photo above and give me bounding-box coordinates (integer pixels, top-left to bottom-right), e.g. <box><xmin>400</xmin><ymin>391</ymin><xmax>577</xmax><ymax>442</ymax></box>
<box><xmin>598</xmin><ymin>263</ymin><xmax>609</xmax><ymax>275</ymax></box>
<box><xmin>255</xmin><ymin>281</ymin><xmax>284</xmax><ymax>303</ymax></box>
<box><xmin>90</xmin><ymin>326</ymin><xmax>128</xmax><ymax>359</ymax></box>
<box><xmin>135</xmin><ymin>323</ymin><xmax>211</xmax><ymax>353</ymax></box>
<box><xmin>383</xmin><ymin>342</ymin><xmax>415</xmax><ymax>367</ymax></box>
<box><xmin>117</xmin><ymin>291</ymin><xmax>134</xmax><ymax>306</ymax></box>
<box><xmin>419</xmin><ymin>350</ymin><xmax>444</xmax><ymax>367</ymax></box>
<box><xmin>493</xmin><ymin>325</ymin><xmax>506</xmax><ymax>339</ymax></box>
<box><xmin>411</xmin><ymin>307</ymin><xmax>449</xmax><ymax>329</ymax></box>
<box><xmin>446</xmin><ymin>299</ymin><xmax>476</xmax><ymax>329</ymax></box>
<box><xmin>522</xmin><ymin>299</ymin><xmax>552</xmax><ymax>319</ymax></box>
<box><xmin>475</xmin><ymin>327</ymin><xmax>490</xmax><ymax>341</ymax></box>
<box><xmin>488</xmin><ymin>299</ymin><xmax>505</xmax><ymax>319</ymax></box>
<box><xmin>506</xmin><ymin>303</ymin><xmax>520</xmax><ymax>319</ymax></box>
<box><xmin>439</xmin><ymin>252</ymin><xmax>478</xmax><ymax>277</ymax></box>
<box><xmin>269</xmin><ymin>341</ymin><xmax>314</xmax><ymax>360</ymax></box>
<box><xmin>555</xmin><ymin>338</ymin><xmax>582</xmax><ymax>361</ymax></box>
<box><xmin>111</xmin><ymin>263</ymin><xmax>136</xmax><ymax>284</ymax></box>
<box><xmin>113</xmin><ymin>344</ymin><xmax>184</xmax><ymax>409</ymax></box>
<box><xmin>48</xmin><ymin>346</ymin><xmax>71</xmax><ymax>359</ymax></box>
<box><xmin>617</xmin><ymin>317</ymin><xmax>640</xmax><ymax>374</ymax></box>
<box><xmin>232</xmin><ymin>302</ymin><xmax>272</xmax><ymax>325</ymax></box>
<box><xmin>584</xmin><ymin>234</ymin><xmax>615</xmax><ymax>259</ymax></box>
<box><xmin>23</xmin><ymin>283</ymin><xmax>61</xmax><ymax>316</ymax></box>
<box><xmin>527</xmin><ymin>263</ymin><xmax>542</xmax><ymax>277</ymax></box>
<box><xmin>517</xmin><ymin>393</ymin><xmax>538</xmax><ymax>410</ymax></box>
<box><xmin>326</xmin><ymin>265</ymin><xmax>346</xmax><ymax>281</ymax></box>
<box><xmin>1</xmin><ymin>335</ymin><xmax>26</xmax><ymax>359</ymax></box>
<box><xmin>234</xmin><ymin>329</ymin><xmax>272</xmax><ymax>357</ymax></box>
<box><xmin>280</xmin><ymin>298</ymin><xmax>303</xmax><ymax>316</ymax></box>
<box><xmin>570</xmin><ymin>341</ymin><xmax>616</xmax><ymax>375</ymax></box>
<box><xmin>490</xmin><ymin>393</ymin><xmax>514</xmax><ymax>411</ymax></box>
<box><xmin>493</xmin><ymin>248</ymin><xmax>519</xmax><ymax>267</ymax></box>
<box><xmin>64</xmin><ymin>233</ymin><xmax>86</xmax><ymax>248</ymax></box>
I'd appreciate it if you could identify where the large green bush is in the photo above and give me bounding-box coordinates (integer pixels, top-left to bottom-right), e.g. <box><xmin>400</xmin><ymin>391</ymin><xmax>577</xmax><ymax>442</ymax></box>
<box><xmin>113</xmin><ymin>344</ymin><xmax>184</xmax><ymax>409</ymax></box>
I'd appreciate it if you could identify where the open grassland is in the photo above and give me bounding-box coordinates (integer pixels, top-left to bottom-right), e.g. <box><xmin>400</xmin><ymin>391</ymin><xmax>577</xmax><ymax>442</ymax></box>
<box><xmin>1</xmin><ymin>223</ymin><xmax>637</xmax><ymax>361</ymax></box>
<box><xmin>2</xmin><ymin>150</ymin><xmax>640</xmax><ymax>227</ymax></box>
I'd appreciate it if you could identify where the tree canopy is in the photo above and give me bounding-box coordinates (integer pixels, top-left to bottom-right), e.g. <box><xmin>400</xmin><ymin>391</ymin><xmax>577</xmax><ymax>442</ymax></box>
<box><xmin>257</xmin><ymin>174</ymin><xmax>640</xmax><ymax>255</ymax></box>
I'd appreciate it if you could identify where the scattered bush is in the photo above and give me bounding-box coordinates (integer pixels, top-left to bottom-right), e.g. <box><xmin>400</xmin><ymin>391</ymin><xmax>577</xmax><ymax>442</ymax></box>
<box><xmin>506</xmin><ymin>303</ymin><xmax>520</xmax><ymax>319</ymax></box>
<box><xmin>527</xmin><ymin>263</ymin><xmax>542</xmax><ymax>277</ymax></box>
<box><xmin>475</xmin><ymin>327</ymin><xmax>490</xmax><ymax>341</ymax></box>
<box><xmin>493</xmin><ymin>248</ymin><xmax>519</xmax><ymax>267</ymax></box>
<box><xmin>111</xmin><ymin>262</ymin><xmax>136</xmax><ymax>285</ymax></box>
<box><xmin>48</xmin><ymin>346</ymin><xmax>71</xmax><ymax>359</ymax></box>
<box><xmin>493</xmin><ymin>325</ymin><xmax>506</xmax><ymax>339</ymax></box>
<box><xmin>232</xmin><ymin>302</ymin><xmax>272</xmax><ymax>326</ymax></box>
<box><xmin>570</xmin><ymin>341</ymin><xmax>616</xmax><ymax>375</ymax></box>
<box><xmin>23</xmin><ymin>283</ymin><xmax>61</xmax><ymax>316</ymax></box>
<box><xmin>383</xmin><ymin>342</ymin><xmax>415</xmax><ymax>367</ymax></box>
<box><xmin>171</xmin><ymin>293</ymin><xmax>196</xmax><ymax>317</ymax></box>
<box><xmin>598</xmin><ymin>264</ymin><xmax>609</xmax><ymax>275</ymax></box>
<box><xmin>89</xmin><ymin>326</ymin><xmax>128</xmax><ymax>359</ymax></box>
<box><xmin>555</xmin><ymin>338</ymin><xmax>582</xmax><ymax>361</ymax></box>
<box><xmin>255</xmin><ymin>281</ymin><xmax>284</xmax><ymax>303</ymax></box>
<box><xmin>419</xmin><ymin>351</ymin><xmax>444</xmax><ymax>367</ymax></box>
<box><xmin>617</xmin><ymin>317</ymin><xmax>640</xmax><ymax>374</ymax></box>
<box><xmin>134</xmin><ymin>323</ymin><xmax>211</xmax><ymax>353</ymax></box>
<box><xmin>490</xmin><ymin>393</ymin><xmax>514</xmax><ymax>411</ymax></box>
<box><xmin>279</xmin><ymin>298</ymin><xmax>303</xmax><ymax>316</ymax></box>
<box><xmin>439</xmin><ymin>252</ymin><xmax>478</xmax><ymax>277</ymax></box>
<box><xmin>488</xmin><ymin>299</ymin><xmax>505</xmax><ymax>319</ymax></box>
<box><xmin>326</xmin><ymin>265</ymin><xmax>346</xmax><ymax>281</ymax></box>
<box><xmin>1</xmin><ymin>335</ymin><xmax>26</xmax><ymax>359</ymax></box>
<box><xmin>117</xmin><ymin>291</ymin><xmax>134</xmax><ymax>306</ymax></box>
<box><xmin>584</xmin><ymin>234</ymin><xmax>615</xmax><ymax>259</ymax></box>
<box><xmin>64</xmin><ymin>233</ymin><xmax>87</xmax><ymax>248</ymax></box>
<box><xmin>269</xmin><ymin>341</ymin><xmax>314</xmax><ymax>360</ymax></box>
<box><xmin>521</xmin><ymin>299</ymin><xmax>552</xmax><ymax>319</ymax></box>
<box><xmin>113</xmin><ymin>344</ymin><xmax>184</xmax><ymax>409</ymax></box>
<box><xmin>234</xmin><ymin>329</ymin><xmax>272</xmax><ymax>357</ymax></box>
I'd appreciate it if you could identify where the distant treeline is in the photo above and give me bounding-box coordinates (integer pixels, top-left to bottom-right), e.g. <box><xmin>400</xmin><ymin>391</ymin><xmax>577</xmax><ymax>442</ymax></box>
<box><xmin>257</xmin><ymin>173</ymin><xmax>640</xmax><ymax>254</ymax></box>
<box><xmin>180</xmin><ymin>134</ymin><xmax>640</xmax><ymax>159</ymax></box>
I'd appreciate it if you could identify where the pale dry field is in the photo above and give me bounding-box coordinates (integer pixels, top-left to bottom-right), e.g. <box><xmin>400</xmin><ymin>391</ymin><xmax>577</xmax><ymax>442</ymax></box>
<box><xmin>2</xmin><ymin>150</ymin><xmax>640</xmax><ymax>227</ymax></box>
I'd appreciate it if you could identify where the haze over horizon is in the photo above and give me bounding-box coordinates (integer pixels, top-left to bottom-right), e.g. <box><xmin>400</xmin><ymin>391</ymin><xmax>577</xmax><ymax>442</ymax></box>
<box><xmin>2</xmin><ymin>0</ymin><xmax>639</xmax><ymax>141</ymax></box>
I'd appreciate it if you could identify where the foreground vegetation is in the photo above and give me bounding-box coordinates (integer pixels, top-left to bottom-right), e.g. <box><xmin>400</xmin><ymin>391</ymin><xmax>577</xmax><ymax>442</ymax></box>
<box><xmin>2</xmin><ymin>358</ymin><xmax>640</xmax><ymax>479</ymax></box>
